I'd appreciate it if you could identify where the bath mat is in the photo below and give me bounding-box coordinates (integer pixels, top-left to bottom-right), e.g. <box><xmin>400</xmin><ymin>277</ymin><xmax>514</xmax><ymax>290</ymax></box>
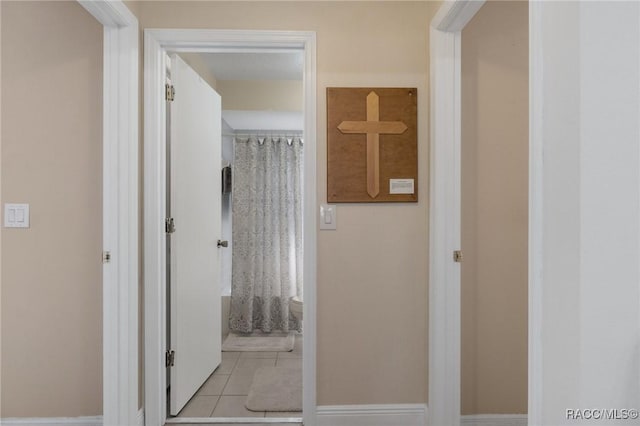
<box><xmin>245</xmin><ymin>366</ymin><xmax>302</xmax><ymax>412</ymax></box>
<box><xmin>222</xmin><ymin>331</ymin><xmax>294</xmax><ymax>352</ymax></box>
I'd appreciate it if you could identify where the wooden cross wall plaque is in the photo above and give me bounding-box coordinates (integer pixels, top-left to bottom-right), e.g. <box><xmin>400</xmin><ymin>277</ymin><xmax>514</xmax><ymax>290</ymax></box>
<box><xmin>327</xmin><ymin>87</ymin><xmax>418</xmax><ymax>203</ymax></box>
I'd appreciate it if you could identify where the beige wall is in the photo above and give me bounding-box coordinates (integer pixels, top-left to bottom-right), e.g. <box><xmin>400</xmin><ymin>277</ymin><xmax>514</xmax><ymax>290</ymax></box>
<box><xmin>461</xmin><ymin>0</ymin><xmax>528</xmax><ymax>415</ymax></box>
<box><xmin>1</xmin><ymin>1</ymin><xmax>103</xmax><ymax>417</ymax></box>
<box><xmin>134</xmin><ymin>0</ymin><xmax>435</xmax><ymax>405</ymax></box>
<box><xmin>178</xmin><ymin>52</ymin><xmax>219</xmax><ymax>90</ymax></box>
<box><xmin>217</xmin><ymin>80</ymin><xmax>303</xmax><ymax>111</ymax></box>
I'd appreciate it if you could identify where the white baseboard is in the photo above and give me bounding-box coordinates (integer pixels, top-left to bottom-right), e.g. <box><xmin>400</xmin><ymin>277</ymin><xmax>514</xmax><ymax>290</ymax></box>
<box><xmin>0</xmin><ymin>408</ymin><xmax>523</xmax><ymax>426</ymax></box>
<box><xmin>0</xmin><ymin>417</ymin><xmax>102</xmax><ymax>426</ymax></box>
<box><xmin>461</xmin><ymin>414</ymin><xmax>527</xmax><ymax>426</ymax></box>
<box><xmin>1</xmin><ymin>409</ymin><xmax>144</xmax><ymax>426</ymax></box>
<box><xmin>317</xmin><ymin>404</ymin><xmax>427</xmax><ymax>426</ymax></box>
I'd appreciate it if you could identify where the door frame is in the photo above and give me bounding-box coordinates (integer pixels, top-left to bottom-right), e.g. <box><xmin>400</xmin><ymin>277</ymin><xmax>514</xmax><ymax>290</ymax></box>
<box><xmin>430</xmin><ymin>1</ymin><xmax>543</xmax><ymax>424</ymax></box>
<box><xmin>143</xmin><ymin>29</ymin><xmax>317</xmax><ymax>426</ymax></box>
<box><xmin>428</xmin><ymin>1</ymin><xmax>485</xmax><ymax>425</ymax></box>
<box><xmin>76</xmin><ymin>2</ymin><xmax>139</xmax><ymax>426</ymax></box>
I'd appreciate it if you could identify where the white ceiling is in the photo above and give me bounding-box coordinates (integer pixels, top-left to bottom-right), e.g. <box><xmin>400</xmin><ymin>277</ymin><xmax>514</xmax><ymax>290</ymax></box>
<box><xmin>200</xmin><ymin>52</ymin><xmax>303</xmax><ymax>81</ymax></box>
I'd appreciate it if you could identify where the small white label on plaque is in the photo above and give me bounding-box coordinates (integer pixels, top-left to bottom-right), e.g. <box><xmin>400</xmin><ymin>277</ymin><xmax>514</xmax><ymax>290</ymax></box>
<box><xmin>390</xmin><ymin>179</ymin><xmax>414</xmax><ymax>194</ymax></box>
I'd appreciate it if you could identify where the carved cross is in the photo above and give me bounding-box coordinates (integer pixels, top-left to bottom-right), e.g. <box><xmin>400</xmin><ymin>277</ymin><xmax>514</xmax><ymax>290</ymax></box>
<box><xmin>337</xmin><ymin>91</ymin><xmax>408</xmax><ymax>198</ymax></box>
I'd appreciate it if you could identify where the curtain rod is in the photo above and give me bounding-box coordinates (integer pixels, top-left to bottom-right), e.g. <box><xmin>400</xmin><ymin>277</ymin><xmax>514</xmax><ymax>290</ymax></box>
<box><xmin>223</xmin><ymin>132</ymin><xmax>304</xmax><ymax>138</ymax></box>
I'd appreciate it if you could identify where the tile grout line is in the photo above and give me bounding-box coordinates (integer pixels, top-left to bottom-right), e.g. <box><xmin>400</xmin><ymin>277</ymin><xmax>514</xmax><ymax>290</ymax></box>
<box><xmin>211</xmin><ymin>396</ymin><xmax>219</xmax><ymax>417</ymax></box>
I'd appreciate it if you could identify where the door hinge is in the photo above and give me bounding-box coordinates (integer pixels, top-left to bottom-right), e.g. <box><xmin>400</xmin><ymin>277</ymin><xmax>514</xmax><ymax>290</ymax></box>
<box><xmin>165</xmin><ymin>350</ymin><xmax>175</xmax><ymax>368</ymax></box>
<box><xmin>453</xmin><ymin>250</ymin><xmax>463</xmax><ymax>263</ymax></box>
<box><xmin>102</xmin><ymin>251</ymin><xmax>111</xmax><ymax>264</ymax></box>
<box><xmin>165</xmin><ymin>83</ymin><xmax>175</xmax><ymax>102</ymax></box>
<box><xmin>165</xmin><ymin>217</ymin><xmax>175</xmax><ymax>234</ymax></box>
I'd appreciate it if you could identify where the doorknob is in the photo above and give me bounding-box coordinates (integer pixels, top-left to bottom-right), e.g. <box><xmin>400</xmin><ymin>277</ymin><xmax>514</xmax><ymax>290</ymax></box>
<box><xmin>217</xmin><ymin>240</ymin><xmax>228</xmax><ymax>248</ymax></box>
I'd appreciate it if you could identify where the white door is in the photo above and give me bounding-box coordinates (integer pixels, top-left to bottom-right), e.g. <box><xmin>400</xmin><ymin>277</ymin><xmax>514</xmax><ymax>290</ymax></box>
<box><xmin>169</xmin><ymin>54</ymin><xmax>222</xmax><ymax>415</ymax></box>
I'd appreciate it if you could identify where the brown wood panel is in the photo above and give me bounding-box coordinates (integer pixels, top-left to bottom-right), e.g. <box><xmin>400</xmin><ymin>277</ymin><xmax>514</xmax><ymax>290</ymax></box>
<box><xmin>327</xmin><ymin>87</ymin><xmax>418</xmax><ymax>202</ymax></box>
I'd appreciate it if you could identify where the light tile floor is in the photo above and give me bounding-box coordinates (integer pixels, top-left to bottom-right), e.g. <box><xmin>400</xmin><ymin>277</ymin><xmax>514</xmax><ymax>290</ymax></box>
<box><xmin>173</xmin><ymin>334</ymin><xmax>303</xmax><ymax>423</ymax></box>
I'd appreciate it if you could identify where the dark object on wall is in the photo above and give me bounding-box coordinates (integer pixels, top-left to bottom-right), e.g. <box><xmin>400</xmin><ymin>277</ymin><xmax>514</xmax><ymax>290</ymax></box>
<box><xmin>222</xmin><ymin>165</ymin><xmax>232</xmax><ymax>194</ymax></box>
<box><xmin>327</xmin><ymin>87</ymin><xmax>418</xmax><ymax>203</ymax></box>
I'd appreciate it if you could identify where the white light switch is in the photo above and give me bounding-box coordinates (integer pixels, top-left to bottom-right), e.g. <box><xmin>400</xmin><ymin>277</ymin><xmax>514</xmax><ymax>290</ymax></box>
<box><xmin>4</xmin><ymin>203</ymin><xmax>30</xmax><ymax>228</ymax></box>
<box><xmin>324</xmin><ymin>209</ymin><xmax>332</xmax><ymax>224</ymax></box>
<box><xmin>320</xmin><ymin>204</ymin><xmax>337</xmax><ymax>230</ymax></box>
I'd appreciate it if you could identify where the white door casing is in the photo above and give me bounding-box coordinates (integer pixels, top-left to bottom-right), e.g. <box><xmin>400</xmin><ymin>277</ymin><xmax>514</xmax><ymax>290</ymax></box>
<box><xmin>429</xmin><ymin>1</ymin><xmax>485</xmax><ymax>426</ymax></box>
<box><xmin>76</xmin><ymin>2</ymin><xmax>139</xmax><ymax>425</ymax></box>
<box><xmin>168</xmin><ymin>54</ymin><xmax>222</xmax><ymax>415</ymax></box>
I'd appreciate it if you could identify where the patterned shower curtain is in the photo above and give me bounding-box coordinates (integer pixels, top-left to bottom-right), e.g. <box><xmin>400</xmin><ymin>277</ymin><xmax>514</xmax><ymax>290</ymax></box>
<box><xmin>229</xmin><ymin>136</ymin><xmax>303</xmax><ymax>333</ymax></box>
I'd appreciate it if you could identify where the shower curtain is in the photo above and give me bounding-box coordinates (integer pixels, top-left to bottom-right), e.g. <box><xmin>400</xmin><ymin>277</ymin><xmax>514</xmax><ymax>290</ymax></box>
<box><xmin>229</xmin><ymin>136</ymin><xmax>303</xmax><ymax>333</ymax></box>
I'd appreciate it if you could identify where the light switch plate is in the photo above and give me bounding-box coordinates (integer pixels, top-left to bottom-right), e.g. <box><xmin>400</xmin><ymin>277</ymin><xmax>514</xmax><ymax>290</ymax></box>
<box><xmin>4</xmin><ymin>203</ymin><xmax>30</xmax><ymax>228</ymax></box>
<box><xmin>320</xmin><ymin>204</ymin><xmax>337</xmax><ymax>230</ymax></box>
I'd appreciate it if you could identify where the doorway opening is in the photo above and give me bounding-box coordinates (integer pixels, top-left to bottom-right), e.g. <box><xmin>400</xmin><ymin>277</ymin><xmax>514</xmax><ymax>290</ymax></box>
<box><xmin>144</xmin><ymin>29</ymin><xmax>317</xmax><ymax>426</ymax></box>
<box><xmin>165</xmin><ymin>50</ymin><xmax>305</xmax><ymax>422</ymax></box>
<box><xmin>460</xmin><ymin>0</ymin><xmax>529</xmax><ymax>421</ymax></box>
